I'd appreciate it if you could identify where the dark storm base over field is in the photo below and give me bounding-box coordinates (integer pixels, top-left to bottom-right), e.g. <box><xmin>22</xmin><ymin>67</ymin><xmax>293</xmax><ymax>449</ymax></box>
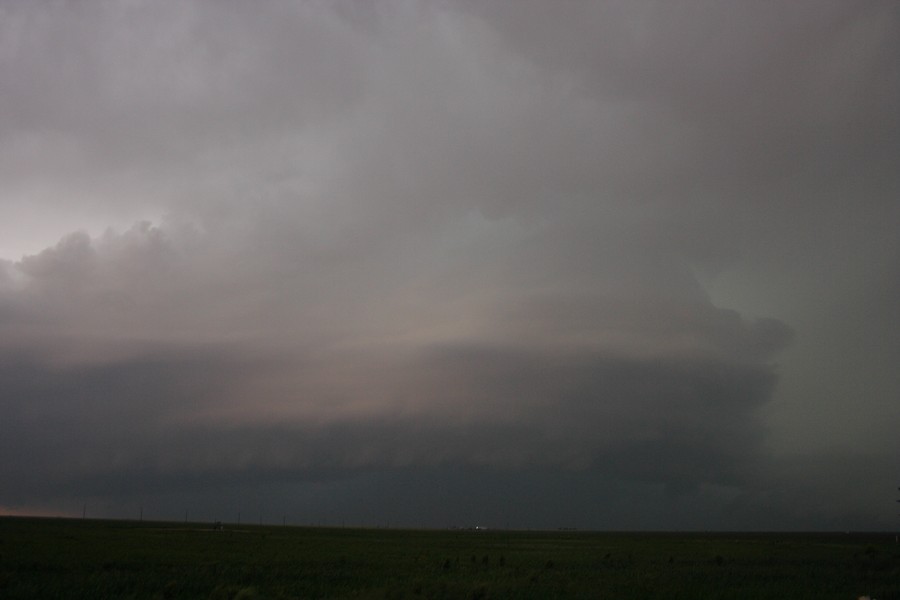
<box><xmin>2</xmin><ymin>517</ymin><xmax>898</xmax><ymax>599</ymax></box>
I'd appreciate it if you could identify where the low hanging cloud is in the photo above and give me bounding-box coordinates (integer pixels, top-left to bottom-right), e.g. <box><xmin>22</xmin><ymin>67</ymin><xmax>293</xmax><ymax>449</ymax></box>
<box><xmin>0</xmin><ymin>213</ymin><xmax>790</xmax><ymax>509</ymax></box>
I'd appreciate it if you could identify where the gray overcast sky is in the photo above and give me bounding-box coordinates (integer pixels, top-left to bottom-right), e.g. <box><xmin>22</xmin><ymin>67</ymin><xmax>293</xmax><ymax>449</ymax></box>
<box><xmin>1</xmin><ymin>0</ymin><xmax>898</xmax><ymax>530</ymax></box>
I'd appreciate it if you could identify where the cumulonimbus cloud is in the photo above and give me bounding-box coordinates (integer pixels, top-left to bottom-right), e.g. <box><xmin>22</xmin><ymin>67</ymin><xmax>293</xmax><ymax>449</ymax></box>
<box><xmin>0</xmin><ymin>0</ymin><xmax>896</xmax><ymax>528</ymax></box>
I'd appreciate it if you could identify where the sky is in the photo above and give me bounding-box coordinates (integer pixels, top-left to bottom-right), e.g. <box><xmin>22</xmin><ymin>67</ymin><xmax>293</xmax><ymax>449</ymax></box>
<box><xmin>1</xmin><ymin>0</ymin><xmax>898</xmax><ymax>531</ymax></box>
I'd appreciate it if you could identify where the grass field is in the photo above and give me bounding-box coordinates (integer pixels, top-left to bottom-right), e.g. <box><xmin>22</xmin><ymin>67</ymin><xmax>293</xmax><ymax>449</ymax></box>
<box><xmin>1</xmin><ymin>517</ymin><xmax>898</xmax><ymax>599</ymax></box>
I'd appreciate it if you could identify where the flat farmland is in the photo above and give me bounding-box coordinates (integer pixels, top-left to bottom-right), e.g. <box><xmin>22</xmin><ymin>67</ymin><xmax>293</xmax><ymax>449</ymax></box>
<box><xmin>1</xmin><ymin>517</ymin><xmax>898</xmax><ymax>599</ymax></box>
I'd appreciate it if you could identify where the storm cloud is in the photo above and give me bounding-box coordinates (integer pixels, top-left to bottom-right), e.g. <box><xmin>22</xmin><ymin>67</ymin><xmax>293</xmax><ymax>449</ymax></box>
<box><xmin>1</xmin><ymin>1</ymin><xmax>897</xmax><ymax>529</ymax></box>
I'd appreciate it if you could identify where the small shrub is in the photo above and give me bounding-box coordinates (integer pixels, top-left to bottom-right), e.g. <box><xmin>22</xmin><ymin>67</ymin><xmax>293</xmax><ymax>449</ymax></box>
<box><xmin>162</xmin><ymin>580</ymin><xmax>179</xmax><ymax>599</ymax></box>
<box><xmin>234</xmin><ymin>587</ymin><xmax>259</xmax><ymax>600</ymax></box>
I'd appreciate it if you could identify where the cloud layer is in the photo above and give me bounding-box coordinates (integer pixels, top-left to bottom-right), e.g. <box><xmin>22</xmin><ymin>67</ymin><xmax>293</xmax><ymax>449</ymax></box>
<box><xmin>1</xmin><ymin>1</ymin><xmax>897</xmax><ymax>528</ymax></box>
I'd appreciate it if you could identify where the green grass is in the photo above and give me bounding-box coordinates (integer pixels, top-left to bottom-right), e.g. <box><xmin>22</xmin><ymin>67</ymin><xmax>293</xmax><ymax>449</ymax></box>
<box><xmin>1</xmin><ymin>517</ymin><xmax>898</xmax><ymax>599</ymax></box>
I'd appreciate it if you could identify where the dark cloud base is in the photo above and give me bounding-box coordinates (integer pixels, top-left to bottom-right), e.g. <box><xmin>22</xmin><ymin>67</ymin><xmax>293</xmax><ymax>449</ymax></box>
<box><xmin>0</xmin><ymin>339</ymin><xmax>790</xmax><ymax>529</ymax></box>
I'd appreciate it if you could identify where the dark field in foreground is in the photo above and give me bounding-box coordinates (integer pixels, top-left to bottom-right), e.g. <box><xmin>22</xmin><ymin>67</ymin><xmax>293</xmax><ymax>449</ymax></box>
<box><xmin>1</xmin><ymin>517</ymin><xmax>898</xmax><ymax>599</ymax></box>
